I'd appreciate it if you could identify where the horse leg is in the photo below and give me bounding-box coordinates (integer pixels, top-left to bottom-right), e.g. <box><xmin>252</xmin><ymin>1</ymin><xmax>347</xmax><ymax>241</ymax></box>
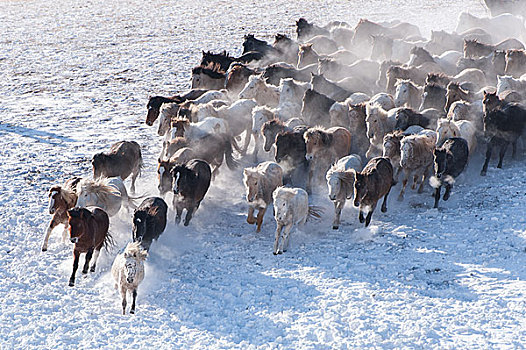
<box><xmin>69</xmin><ymin>250</ymin><xmax>80</xmax><ymax>287</ymax></box>
<box><xmin>359</xmin><ymin>208</ymin><xmax>365</xmax><ymax>223</ymax></box>
<box><xmin>130</xmin><ymin>289</ymin><xmax>137</xmax><ymax>314</ymax></box>
<box><xmin>184</xmin><ymin>206</ymin><xmax>195</xmax><ymax>226</ymax></box>
<box><xmin>42</xmin><ymin>216</ymin><xmax>60</xmax><ymax>252</ymax></box>
<box><xmin>381</xmin><ymin>187</ymin><xmax>391</xmax><ymax>213</ymax></box>
<box><xmin>497</xmin><ymin>141</ymin><xmax>509</xmax><ymax>169</ymax></box>
<box><xmin>333</xmin><ymin>200</ymin><xmax>344</xmax><ymax>230</ymax></box>
<box><xmin>418</xmin><ymin>167</ymin><xmax>431</xmax><ymax>194</ymax></box>
<box><xmin>281</xmin><ymin>223</ymin><xmax>294</xmax><ymax>253</ymax></box>
<box><xmin>443</xmin><ymin>183</ymin><xmax>453</xmax><ymax>201</ymax></box>
<box><xmin>82</xmin><ymin>248</ymin><xmax>94</xmax><ymax>274</ymax></box>
<box><xmin>241</xmin><ymin>127</ymin><xmax>252</xmax><ymax>156</ymax></box>
<box><xmin>247</xmin><ymin>206</ymin><xmax>256</xmax><ymax>225</ymax></box>
<box><xmin>256</xmin><ymin>207</ymin><xmax>267</xmax><ymax>233</ymax></box>
<box><xmin>253</xmin><ymin>134</ymin><xmax>260</xmax><ymax>163</ymax></box>
<box><xmin>512</xmin><ymin>139</ymin><xmax>517</xmax><ymax>159</ymax></box>
<box><xmin>90</xmin><ymin>249</ymin><xmax>101</xmax><ymax>273</ymax></box>
<box><xmin>434</xmin><ymin>185</ymin><xmax>441</xmax><ymax>208</ymax></box>
<box><xmin>481</xmin><ymin>138</ymin><xmax>494</xmax><ymax>176</ymax></box>
<box><xmin>174</xmin><ymin>200</ymin><xmax>182</xmax><ymax>224</ymax></box>
<box><xmin>365</xmin><ymin>203</ymin><xmax>377</xmax><ymax>227</ymax></box>
<box><xmin>130</xmin><ymin>168</ymin><xmax>139</xmax><ymax>194</ymax></box>
<box><xmin>121</xmin><ymin>286</ymin><xmax>127</xmax><ymax>315</ymax></box>
<box><xmin>398</xmin><ymin>171</ymin><xmax>408</xmax><ymax>201</ymax></box>
<box><xmin>273</xmin><ymin>224</ymin><xmax>284</xmax><ymax>255</ymax></box>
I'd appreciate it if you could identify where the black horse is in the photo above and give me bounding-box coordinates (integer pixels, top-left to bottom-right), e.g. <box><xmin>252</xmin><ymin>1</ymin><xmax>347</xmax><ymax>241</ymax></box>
<box><xmin>132</xmin><ymin>197</ymin><xmax>168</xmax><ymax>251</ymax></box>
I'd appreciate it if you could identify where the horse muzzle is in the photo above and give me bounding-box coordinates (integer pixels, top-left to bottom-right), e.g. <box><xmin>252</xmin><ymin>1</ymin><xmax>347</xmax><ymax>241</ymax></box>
<box><xmin>70</xmin><ymin>237</ymin><xmax>79</xmax><ymax>244</ymax></box>
<box><xmin>127</xmin><ymin>277</ymin><xmax>135</xmax><ymax>284</ymax></box>
<box><xmin>49</xmin><ymin>208</ymin><xmax>56</xmax><ymax>215</ymax></box>
<box><xmin>329</xmin><ymin>195</ymin><xmax>337</xmax><ymax>201</ymax></box>
<box><xmin>354</xmin><ymin>200</ymin><xmax>360</xmax><ymax>207</ymax></box>
<box><xmin>305</xmin><ymin>154</ymin><xmax>313</xmax><ymax>161</ymax></box>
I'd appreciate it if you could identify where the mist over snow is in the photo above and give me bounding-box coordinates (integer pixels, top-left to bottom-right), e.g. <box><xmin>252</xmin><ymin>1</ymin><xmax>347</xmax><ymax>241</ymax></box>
<box><xmin>1</xmin><ymin>0</ymin><xmax>526</xmax><ymax>348</ymax></box>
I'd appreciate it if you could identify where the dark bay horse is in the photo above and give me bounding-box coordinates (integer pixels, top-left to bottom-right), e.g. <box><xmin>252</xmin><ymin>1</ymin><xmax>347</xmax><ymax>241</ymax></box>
<box><xmin>132</xmin><ymin>197</ymin><xmax>168</xmax><ymax>251</ymax></box>
<box><xmin>67</xmin><ymin>207</ymin><xmax>112</xmax><ymax>287</ymax></box>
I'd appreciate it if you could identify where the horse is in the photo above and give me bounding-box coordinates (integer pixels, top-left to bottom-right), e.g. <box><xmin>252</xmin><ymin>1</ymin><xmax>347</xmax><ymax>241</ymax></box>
<box><xmin>398</xmin><ymin>133</ymin><xmax>436</xmax><ymax>200</ymax></box>
<box><xmin>420</xmin><ymin>83</ymin><xmax>447</xmax><ymax>111</ymax></box>
<box><xmin>225</xmin><ymin>63</ymin><xmax>257</xmax><ymax>96</ymax></box>
<box><xmin>445</xmin><ymin>81</ymin><xmax>477</xmax><ymax>113</ymax></box>
<box><xmin>310</xmin><ymin>73</ymin><xmax>353</xmax><ymax>102</ymax></box>
<box><xmin>67</xmin><ymin>207</ymin><xmax>111</xmax><ymax>287</ymax></box>
<box><xmin>436</xmin><ymin>118</ymin><xmax>477</xmax><ymax>155</ymax></box>
<box><xmin>425</xmin><ymin>29</ymin><xmax>493</xmax><ymax>56</ymax></box>
<box><xmin>272</xmin><ymin>186</ymin><xmax>321</xmax><ymax>255</ymax></box>
<box><xmin>42</xmin><ymin>177</ymin><xmax>82</xmax><ymax>252</ymax></box>
<box><xmin>394</xmin><ymin>79</ymin><xmax>422</xmax><ymax>109</ymax></box>
<box><xmin>238</xmin><ymin>75</ymin><xmax>279</xmax><ymax>108</ymax></box>
<box><xmin>76</xmin><ymin>177</ymin><xmax>131</xmax><ymax>216</ymax></box>
<box><xmin>456</xmin><ymin>12</ymin><xmax>526</xmax><ymax>44</ymax></box>
<box><xmin>301</xmin><ymin>88</ymin><xmax>335</xmax><ymax>127</ymax></box>
<box><xmin>365</xmin><ymin>104</ymin><xmax>397</xmax><ymax>158</ymax></box>
<box><xmin>145</xmin><ymin>90</ymin><xmax>208</xmax><ymax>126</ymax></box>
<box><xmin>350</xmin><ymin>157</ymin><xmax>394</xmax><ymax>227</ymax></box>
<box><xmin>448</xmin><ymin>100</ymin><xmax>484</xmax><ymax>132</ymax></box>
<box><xmin>92</xmin><ymin>141</ymin><xmax>142</xmax><ymax>193</ymax></box>
<box><xmin>157</xmin><ymin>148</ymin><xmax>195</xmax><ymax>195</ymax></box>
<box><xmin>370</xmin><ymin>35</ymin><xmax>423</xmax><ymax>63</ymax></box>
<box><xmin>171</xmin><ymin>159</ymin><xmax>212</xmax><ymax>226</ymax></box>
<box><xmin>382</xmin><ymin>130</ymin><xmax>405</xmax><ymax>182</ymax></box>
<box><xmin>304</xmin><ymin>126</ymin><xmax>352</xmax><ymax>188</ymax></box>
<box><xmin>191</xmin><ymin>66</ymin><xmax>226</xmax><ymax>90</ymax></box>
<box><xmin>261</xmin><ymin>119</ymin><xmax>289</xmax><ymax>153</ymax></box>
<box><xmin>275</xmin><ymin>127</ymin><xmax>310</xmax><ymax>190</ymax></box>
<box><xmin>408</xmin><ymin>46</ymin><xmax>459</xmax><ymax>75</ymax></box>
<box><xmin>326</xmin><ymin>155</ymin><xmax>362</xmax><ymax>229</ymax></box>
<box><xmin>386</xmin><ymin>65</ymin><xmax>428</xmax><ymax>94</ymax></box>
<box><xmin>243</xmin><ymin>162</ymin><xmax>283</xmax><ymax>233</ymax></box>
<box><xmin>496</xmin><ymin>75</ymin><xmax>526</xmax><ymax>95</ymax></box>
<box><xmin>481</xmin><ymin>94</ymin><xmax>526</xmax><ymax>175</ymax></box>
<box><xmin>347</xmin><ymin>103</ymin><xmax>370</xmax><ymax>157</ymax></box>
<box><xmin>296</xmin><ymin>18</ymin><xmax>330</xmax><ymax>42</ymax></box>
<box><xmin>242</xmin><ymin>34</ymin><xmax>279</xmax><ymax>58</ymax></box>
<box><xmin>394</xmin><ymin>107</ymin><xmax>438</xmax><ymax>130</ymax></box>
<box><xmin>262</xmin><ymin>63</ymin><xmax>316</xmax><ymax>86</ymax></box>
<box><xmin>273</xmin><ymin>33</ymin><xmax>300</xmax><ymax>65</ymax></box>
<box><xmin>279</xmin><ymin>78</ymin><xmax>311</xmax><ymax>117</ymax></box>
<box><xmin>431</xmin><ymin>137</ymin><xmax>469</xmax><ymax>208</ymax></box>
<box><xmin>111</xmin><ymin>242</ymin><xmax>147</xmax><ymax>315</ymax></box>
<box><xmin>505</xmin><ymin>49</ymin><xmax>526</xmax><ymax>78</ymax></box>
<box><xmin>463</xmin><ymin>39</ymin><xmax>524</xmax><ymax>59</ymax></box>
<box><xmin>200</xmin><ymin>50</ymin><xmax>234</xmax><ymax>73</ymax></box>
<box><xmin>132</xmin><ymin>197</ymin><xmax>168</xmax><ymax>251</ymax></box>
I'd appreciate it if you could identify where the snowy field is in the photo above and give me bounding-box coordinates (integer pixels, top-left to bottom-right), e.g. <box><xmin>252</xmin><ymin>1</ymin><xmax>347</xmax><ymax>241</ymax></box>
<box><xmin>1</xmin><ymin>0</ymin><xmax>526</xmax><ymax>348</ymax></box>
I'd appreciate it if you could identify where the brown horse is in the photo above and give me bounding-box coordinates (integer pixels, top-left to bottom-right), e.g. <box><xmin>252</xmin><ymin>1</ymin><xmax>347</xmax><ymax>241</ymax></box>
<box><xmin>67</xmin><ymin>207</ymin><xmax>112</xmax><ymax>287</ymax></box>
<box><xmin>145</xmin><ymin>90</ymin><xmax>208</xmax><ymax>126</ymax></box>
<box><xmin>42</xmin><ymin>177</ymin><xmax>82</xmax><ymax>252</ymax></box>
<box><xmin>304</xmin><ymin>126</ymin><xmax>351</xmax><ymax>187</ymax></box>
<box><xmin>92</xmin><ymin>141</ymin><xmax>142</xmax><ymax>193</ymax></box>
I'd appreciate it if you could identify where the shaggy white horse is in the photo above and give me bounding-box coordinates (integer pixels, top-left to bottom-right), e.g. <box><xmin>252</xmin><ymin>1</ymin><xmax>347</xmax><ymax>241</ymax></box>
<box><xmin>76</xmin><ymin>177</ymin><xmax>129</xmax><ymax>216</ymax></box>
<box><xmin>272</xmin><ymin>186</ymin><xmax>321</xmax><ymax>255</ymax></box>
<box><xmin>436</xmin><ymin>118</ymin><xmax>477</xmax><ymax>155</ymax></box>
<box><xmin>112</xmin><ymin>242</ymin><xmax>147</xmax><ymax>315</ymax></box>
<box><xmin>239</xmin><ymin>75</ymin><xmax>280</xmax><ymax>108</ymax></box>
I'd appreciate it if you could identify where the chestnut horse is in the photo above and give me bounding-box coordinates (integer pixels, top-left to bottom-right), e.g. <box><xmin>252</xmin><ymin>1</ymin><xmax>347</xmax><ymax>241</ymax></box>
<box><xmin>67</xmin><ymin>207</ymin><xmax>112</xmax><ymax>287</ymax></box>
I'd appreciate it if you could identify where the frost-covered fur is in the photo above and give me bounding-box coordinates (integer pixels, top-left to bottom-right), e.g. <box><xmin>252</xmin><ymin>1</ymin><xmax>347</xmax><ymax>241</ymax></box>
<box><xmin>111</xmin><ymin>242</ymin><xmax>147</xmax><ymax>315</ymax></box>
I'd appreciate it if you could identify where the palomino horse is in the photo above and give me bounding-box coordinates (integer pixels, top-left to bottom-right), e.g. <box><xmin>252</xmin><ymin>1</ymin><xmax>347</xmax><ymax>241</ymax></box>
<box><xmin>243</xmin><ymin>162</ymin><xmax>283</xmax><ymax>232</ymax></box>
<box><xmin>67</xmin><ymin>207</ymin><xmax>112</xmax><ymax>286</ymax></box>
<box><xmin>42</xmin><ymin>177</ymin><xmax>82</xmax><ymax>252</ymax></box>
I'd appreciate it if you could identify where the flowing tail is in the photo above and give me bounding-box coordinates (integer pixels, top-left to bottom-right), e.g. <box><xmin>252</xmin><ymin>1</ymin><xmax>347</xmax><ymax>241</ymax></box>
<box><xmin>224</xmin><ymin>136</ymin><xmax>240</xmax><ymax>170</ymax></box>
<box><xmin>103</xmin><ymin>229</ymin><xmax>116</xmax><ymax>252</ymax></box>
<box><xmin>307</xmin><ymin>205</ymin><xmax>324</xmax><ymax>221</ymax></box>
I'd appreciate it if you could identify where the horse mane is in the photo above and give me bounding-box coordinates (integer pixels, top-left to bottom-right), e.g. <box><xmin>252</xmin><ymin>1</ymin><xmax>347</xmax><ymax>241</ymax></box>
<box><xmin>411</xmin><ymin>46</ymin><xmax>434</xmax><ymax>61</ymax></box>
<box><xmin>304</xmin><ymin>126</ymin><xmax>333</xmax><ymax>145</ymax></box>
<box><xmin>124</xmin><ymin>241</ymin><xmax>148</xmax><ymax>260</ymax></box>
<box><xmin>192</xmin><ymin>66</ymin><xmax>226</xmax><ymax>79</ymax></box>
<box><xmin>78</xmin><ymin>178</ymin><xmax>120</xmax><ymax>202</ymax></box>
<box><xmin>50</xmin><ymin>185</ymin><xmax>77</xmax><ymax>209</ymax></box>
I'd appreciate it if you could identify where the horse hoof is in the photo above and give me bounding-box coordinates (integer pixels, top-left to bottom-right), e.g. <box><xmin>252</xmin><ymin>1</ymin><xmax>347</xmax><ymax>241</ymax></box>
<box><xmin>246</xmin><ymin>217</ymin><xmax>256</xmax><ymax>225</ymax></box>
<box><xmin>90</xmin><ymin>267</ymin><xmax>96</xmax><ymax>273</ymax></box>
<box><xmin>480</xmin><ymin>171</ymin><xmax>486</xmax><ymax>176</ymax></box>
<box><xmin>183</xmin><ymin>221</ymin><xmax>189</xmax><ymax>227</ymax></box>
<box><xmin>41</xmin><ymin>247</ymin><xmax>47</xmax><ymax>252</ymax></box>
<box><xmin>273</xmin><ymin>251</ymin><xmax>278</xmax><ymax>255</ymax></box>
<box><xmin>332</xmin><ymin>225</ymin><xmax>339</xmax><ymax>230</ymax></box>
<box><xmin>130</xmin><ymin>309</ymin><xmax>135</xmax><ymax>315</ymax></box>
<box><xmin>381</xmin><ymin>207</ymin><xmax>387</xmax><ymax>213</ymax></box>
<box><xmin>68</xmin><ymin>281</ymin><xmax>75</xmax><ymax>287</ymax></box>
<box><xmin>256</xmin><ymin>228</ymin><xmax>261</xmax><ymax>233</ymax></box>
<box><xmin>397</xmin><ymin>196</ymin><xmax>404</xmax><ymax>202</ymax></box>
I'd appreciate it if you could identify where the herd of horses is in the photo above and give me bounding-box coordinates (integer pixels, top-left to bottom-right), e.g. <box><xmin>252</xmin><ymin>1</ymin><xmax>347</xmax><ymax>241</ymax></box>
<box><xmin>44</xmin><ymin>12</ymin><xmax>526</xmax><ymax>314</ymax></box>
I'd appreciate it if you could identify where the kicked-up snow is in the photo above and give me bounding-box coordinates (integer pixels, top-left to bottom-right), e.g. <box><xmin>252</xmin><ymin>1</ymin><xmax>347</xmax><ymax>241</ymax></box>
<box><xmin>1</xmin><ymin>0</ymin><xmax>526</xmax><ymax>348</ymax></box>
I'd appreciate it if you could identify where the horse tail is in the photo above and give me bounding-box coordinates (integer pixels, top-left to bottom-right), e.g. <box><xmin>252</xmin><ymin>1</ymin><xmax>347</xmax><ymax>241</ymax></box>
<box><xmin>103</xmin><ymin>229</ymin><xmax>116</xmax><ymax>252</ymax></box>
<box><xmin>224</xmin><ymin>137</ymin><xmax>239</xmax><ymax>170</ymax></box>
<box><xmin>307</xmin><ymin>205</ymin><xmax>324</xmax><ymax>221</ymax></box>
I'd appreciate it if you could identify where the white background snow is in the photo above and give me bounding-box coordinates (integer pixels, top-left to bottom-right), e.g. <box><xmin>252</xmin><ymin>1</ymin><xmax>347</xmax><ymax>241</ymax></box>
<box><xmin>1</xmin><ymin>0</ymin><xmax>525</xmax><ymax>348</ymax></box>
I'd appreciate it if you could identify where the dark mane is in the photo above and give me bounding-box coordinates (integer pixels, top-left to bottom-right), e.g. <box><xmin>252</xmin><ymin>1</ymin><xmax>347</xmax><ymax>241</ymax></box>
<box><xmin>192</xmin><ymin>66</ymin><xmax>226</xmax><ymax>79</ymax></box>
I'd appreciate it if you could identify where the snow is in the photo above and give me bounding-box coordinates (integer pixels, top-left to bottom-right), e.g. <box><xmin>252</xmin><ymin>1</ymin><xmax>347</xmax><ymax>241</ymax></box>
<box><xmin>1</xmin><ymin>0</ymin><xmax>526</xmax><ymax>348</ymax></box>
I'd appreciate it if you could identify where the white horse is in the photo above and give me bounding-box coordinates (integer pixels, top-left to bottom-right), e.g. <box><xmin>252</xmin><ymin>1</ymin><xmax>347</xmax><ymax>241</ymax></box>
<box><xmin>272</xmin><ymin>186</ymin><xmax>321</xmax><ymax>255</ymax></box>
<box><xmin>112</xmin><ymin>242</ymin><xmax>147</xmax><ymax>315</ymax></box>
<box><xmin>278</xmin><ymin>78</ymin><xmax>310</xmax><ymax>118</ymax></box>
<box><xmin>496</xmin><ymin>75</ymin><xmax>526</xmax><ymax>95</ymax></box>
<box><xmin>436</xmin><ymin>118</ymin><xmax>477</xmax><ymax>155</ymax></box>
<box><xmin>365</xmin><ymin>104</ymin><xmax>397</xmax><ymax>158</ymax></box>
<box><xmin>326</xmin><ymin>155</ymin><xmax>362</xmax><ymax>229</ymax></box>
<box><xmin>239</xmin><ymin>75</ymin><xmax>280</xmax><ymax>108</ymax></box>
<box><xmin>394</xmin><ymin>79</ymin><xmax>422</xmax><ymax>109</ymax></box>
<box><xmin>76</xmin><ymin>177</ymin><xmax>130</xmax><ymax>216</ymax></box>
<box><xmin>456</xmin><ymin>12</ymin><xmax>526</xmax><ymax>44</ymax></box>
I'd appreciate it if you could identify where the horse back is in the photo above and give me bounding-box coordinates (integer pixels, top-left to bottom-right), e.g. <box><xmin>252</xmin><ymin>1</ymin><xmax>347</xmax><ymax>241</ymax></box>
<box><xmin>187</xmin><ymin>159</ymin><xmax>212</xmax><ymax>201</ymax></box>
<box><xmin>363</xmin><ymin>157</ymin><xmax>393</xmax><ymax>201</ymax></box>
<box><xmin>89</xmin><ymin>207</ymin><xmax>110</xmax><ymax>249</ymax></box>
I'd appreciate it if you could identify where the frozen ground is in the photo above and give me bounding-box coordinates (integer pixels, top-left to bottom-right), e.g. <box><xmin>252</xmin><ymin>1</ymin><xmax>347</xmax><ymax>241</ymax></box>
<box><xmin>1</xmin><ymin>0</ymin><xmax>525</xmax><ymax>348</ymax></box>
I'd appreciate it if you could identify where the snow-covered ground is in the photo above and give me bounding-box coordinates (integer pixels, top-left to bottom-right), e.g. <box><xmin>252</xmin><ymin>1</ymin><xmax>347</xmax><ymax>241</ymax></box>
<box><xmin>1</xmin><ymin>0</ymin><xmax>526</xmax><ymax>348</ymax></box>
